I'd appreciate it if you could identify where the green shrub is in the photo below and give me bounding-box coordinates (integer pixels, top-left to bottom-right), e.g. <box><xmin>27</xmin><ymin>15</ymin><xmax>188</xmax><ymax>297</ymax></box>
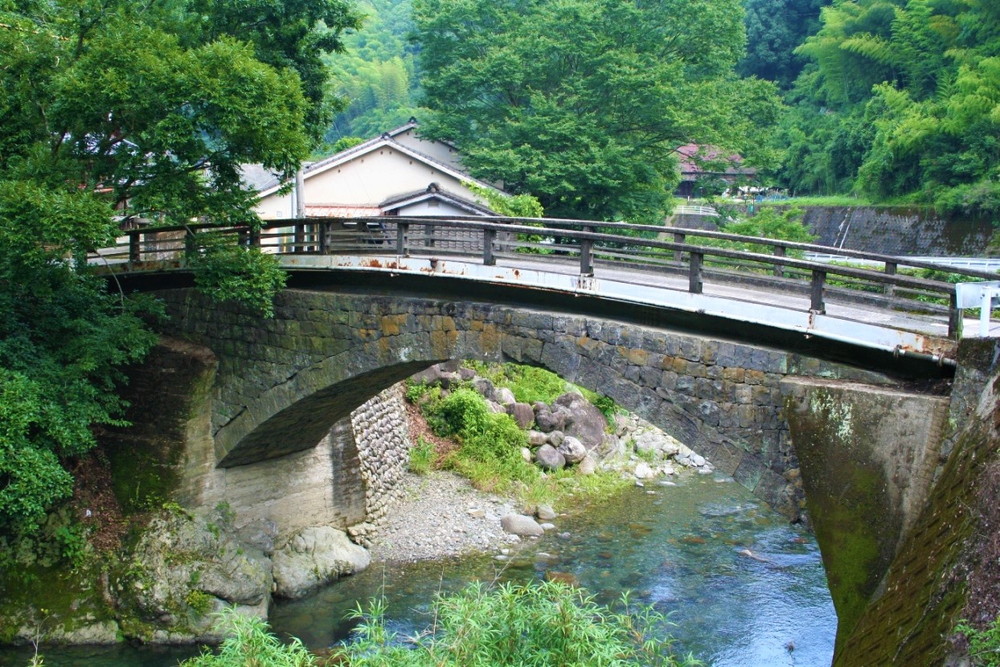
<box><xmin>423</xmin><ymin>387</ymin><xmax>536</xmax><ymax>492</ymax></box>
<box><xmin>52</xmin><ymin>524</ymin><xmax>87</xmax><ymax>568</ymax></box>
<box><xmin>408</xmin><ymin>436</ymin><xmax>436</xmax><ymax>475</ymax></box>
<box><xmin>404</xmin><ymin>380</ymin><xmax>437</xmax><ymax>404</ymax></box>
<box><xmin>957</xmin><ymin>616</ymin><xmax>1000</xmax><ymax>667</ymax></box>
<box><xmin>338</xmin><ymin>580</ymin><xmax>702</xmax><ymax>666</ymax></box>
<box><xmin>180</xmin><ymin>607</ymin><xmax>317</xmax><ymax>666</ymax></box>
<box><xmin>185</xmin><ymin>590</ymin><xmax>214</xmax><ymax>616</ymax></box>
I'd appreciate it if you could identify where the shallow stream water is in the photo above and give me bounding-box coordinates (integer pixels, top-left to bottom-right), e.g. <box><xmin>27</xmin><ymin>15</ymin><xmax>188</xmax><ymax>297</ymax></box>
<box><xmin>4</xmin><ymin>473</ymin><xmax>836</xmax><ymax>666</ymax></box>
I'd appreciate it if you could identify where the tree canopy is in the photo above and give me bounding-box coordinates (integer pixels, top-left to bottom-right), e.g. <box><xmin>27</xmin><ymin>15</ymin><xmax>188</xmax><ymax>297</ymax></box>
<box><xmin>738</xmin><ymin>0</ymin><xmax>830</xmax><ymax>89</ymax></box>
<box><xmin>413</xmin><ymin>0</ymin><xmax>781</xmax><ymax>223</ymax></box>
<box><xmin>772</xmin><ymin>0</ymin><xmax>1000</xmax><ymax>214</ymax></box>
<box><xmin>0</xmin><ymin>0</ymin><xmax>355</xmax><ymax>538</ymax></box>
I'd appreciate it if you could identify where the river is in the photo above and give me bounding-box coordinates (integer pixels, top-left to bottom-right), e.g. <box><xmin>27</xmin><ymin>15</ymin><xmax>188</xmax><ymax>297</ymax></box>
<box><xmin>3</xmin><ymin>472</ymin><xmax>835</xmax><ymax>666</ymax></box>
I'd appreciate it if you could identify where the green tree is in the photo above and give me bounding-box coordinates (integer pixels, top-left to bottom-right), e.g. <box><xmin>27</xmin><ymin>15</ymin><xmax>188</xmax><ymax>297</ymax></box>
<box><xmin>0</xmin><ymin>0</ymin><xmax>348</xmax><ymax>539</ymax></box>
<box><xmin>413</xmin><ymin>0</ymin><xmax>781</xmax><ymax>223</ymax></box>
<box><xmin>773</xmin><ymin>0</ymin><xmax>1000</xmax><ymax>211</ymax></box>
<box><xmin>739</xmin><ymin>0</ymin><xmax>830</xmax><ymax>90</ymax></box>
<box><xmin>186</xmin><ymin>0</ymin><xmax>362</xmax><ymax>141</ymax></box>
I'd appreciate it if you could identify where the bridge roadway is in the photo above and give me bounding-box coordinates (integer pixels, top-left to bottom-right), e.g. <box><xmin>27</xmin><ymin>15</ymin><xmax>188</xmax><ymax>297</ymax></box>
<box><xmin>93</xmin><ymin>215</ymin><xmax>1000</xmax><ymax>364</ymax></box>
<box><xmin>280</xmin><ymin>250</ymin><xmax>979</xmax><ymax>365</ymax></box>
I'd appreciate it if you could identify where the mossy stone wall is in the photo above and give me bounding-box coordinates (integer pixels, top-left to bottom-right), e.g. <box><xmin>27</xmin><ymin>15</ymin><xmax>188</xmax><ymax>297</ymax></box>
<box><xmin>782</xmin><ymin>378</ymin><xmax>950</xmax><ymax>655</ymax></box>
<box><xmin>833</xmin><ymin>339</ymin><xmax>1000</xmax><ymax>665</ymax></box>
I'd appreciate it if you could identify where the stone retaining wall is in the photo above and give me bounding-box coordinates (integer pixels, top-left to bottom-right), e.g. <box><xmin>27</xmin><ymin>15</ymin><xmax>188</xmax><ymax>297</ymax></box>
<box><xmin>349</xmin><ymin>384</ymin><xmax>411</xmax><ymax>545</ymax></box>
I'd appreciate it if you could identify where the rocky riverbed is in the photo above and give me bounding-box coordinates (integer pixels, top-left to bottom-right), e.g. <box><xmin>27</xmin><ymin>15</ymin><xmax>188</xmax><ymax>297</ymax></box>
<box><xmin>366</xmin><ymin>470</ymin><xmax>523</xmax><ymax>563</ymax></box>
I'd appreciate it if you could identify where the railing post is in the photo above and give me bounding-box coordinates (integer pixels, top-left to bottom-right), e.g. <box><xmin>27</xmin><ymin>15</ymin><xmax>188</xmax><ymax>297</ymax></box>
<box><xmin>294</xmin><ymin>223</ymin><xmax>305</xmax><ymax>253</ymax></box>
<box><xmin>249</xmin><ymin>226</ymin><xmax>261</xmax><ymax>249</ymax></box>
<box><xmin>483</xmin><ymin>228</ymin><xmax>497</xmax><ymax>266</ymax></box>
<box><xmin>184</xmin><ymin>227</ymin><xmax>196</xmax><ymax>258</ymax></box>
<box><xmin>129</xmin><ymin>230</ymin><xmax>141</xmax><ymax>264</ymax></box>
<box><xmin>689</xmin><ymin>251</ymin><xmax>703</xmax><ymax>294</ymax></box>
<box><xmin>674</xmin><ymin>232</ymin><xmax>686</xmax><ymax>263</ymax></box>
<box><xmin>884</xmin><ymin>261</ymin><xmax>897</xmax><ymax>298</ymax></box>
<box><xmin>811</xmin><ymin>269</ymin><xmax>826</xmax><ymax>313</ymax></box>
<box><xmin>948</xmin><ymin>291</ymin><xmax>963</xmax><ymax>339</ymax></box>
<box><xmin>579</xmin><ymin>225</ymin><xmax>594</xmax><ymax>276</ymax></box>
<box><xmin>395</xmin><ymin>222</ymin><xmax>404</xmax><ymax>254</ymax></box>
<box><xmin>318</xmin><ymin>221</ymin><xmax>328</xmax><ymax>254</ymax></box>
<box><xmin>773</xmin><ymin>245</ymin><xmax>786</xmax><ymax>278</ymax></box>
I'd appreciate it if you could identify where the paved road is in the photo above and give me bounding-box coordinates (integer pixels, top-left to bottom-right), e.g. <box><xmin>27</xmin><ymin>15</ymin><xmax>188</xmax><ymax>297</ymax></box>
<box><xmin>283</xmin><ymin>251</ymin><xmax>993</xmax><ymax>363</ymax></box>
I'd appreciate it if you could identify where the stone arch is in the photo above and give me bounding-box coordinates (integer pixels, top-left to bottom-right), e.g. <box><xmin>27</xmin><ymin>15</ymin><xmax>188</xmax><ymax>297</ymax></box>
<box><xmin>157</xmin><ymin>288</ymin><xmax>894</xmax><ymax>517</ymax></box>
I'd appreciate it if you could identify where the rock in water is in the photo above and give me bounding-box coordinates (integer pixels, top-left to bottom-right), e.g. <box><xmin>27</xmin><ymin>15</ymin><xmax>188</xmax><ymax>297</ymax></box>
<box><xmin>501</xmin><ymin>514</ymin><xmax>545</xmax><ymax>537</ymax></box>
<box><xmin>536</xmin><ymin>504</ymin><xmax>557</xmax><ymax>521</ymax></box>
<box><xmin>634</xmin><ymin>462</ymin><xmax>655</xmax><ymax>479</ymax></box>
<box><xmin>272</xmin><ymin>526</ymin><xmax>371</xmax><ymax>599</ymax></box>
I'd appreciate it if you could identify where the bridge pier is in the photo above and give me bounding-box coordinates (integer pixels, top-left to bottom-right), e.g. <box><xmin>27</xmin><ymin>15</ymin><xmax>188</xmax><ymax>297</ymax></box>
<box><xmin>782</xmin><ymin>378</ymin><xmax>950</xmax><ymax>654</ymax></box>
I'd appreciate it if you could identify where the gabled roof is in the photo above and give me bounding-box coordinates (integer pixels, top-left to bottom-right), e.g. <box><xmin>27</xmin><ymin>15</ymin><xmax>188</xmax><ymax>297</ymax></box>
<box><xmin>676</xmin><ymin>144</ymin><xmax>755</xmax><ymax>180</ymax></box>
<box><xmin>255</xmin><ymin>120</ymin><xmax>500</xmax><ymax>199</ymax></box>
<box><xmin>380</xmin><ymin>183</ymin><xmax>498</xmax><ymax>216</ymax></box>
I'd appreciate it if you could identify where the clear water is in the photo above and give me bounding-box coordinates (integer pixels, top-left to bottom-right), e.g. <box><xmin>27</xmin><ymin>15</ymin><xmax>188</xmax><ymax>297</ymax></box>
<box><xmin>269</xmin><ymin>473</ymin><xmax>836</xmax><ymax>666</ymax></box>
<box><xmin>2</xmin><ymin>473</ymin><xmax>835</xmax><ymax>666</ymax></box>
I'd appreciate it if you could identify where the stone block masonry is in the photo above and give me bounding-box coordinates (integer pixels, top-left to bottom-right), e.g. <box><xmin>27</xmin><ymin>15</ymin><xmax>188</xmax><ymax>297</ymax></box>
<box><xmin>155</xmin><ymin>288</ymin><xmax>905</xmax><ymax>519</ymax></box>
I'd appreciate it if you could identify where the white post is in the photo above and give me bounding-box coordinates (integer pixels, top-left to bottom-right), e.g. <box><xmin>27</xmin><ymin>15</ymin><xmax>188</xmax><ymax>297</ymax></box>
<box><xmin>294</xmin><ymin>170</ymin><xmax>306</xmax><ymax>219</ymax></box>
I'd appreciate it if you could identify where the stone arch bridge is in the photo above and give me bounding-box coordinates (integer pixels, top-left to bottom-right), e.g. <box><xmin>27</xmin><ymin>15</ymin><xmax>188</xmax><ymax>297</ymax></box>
<box><xmin>95</xmin><ymin>216</ymin><xmax>998</xmax><ymax>661</ymax></box>
<box><xmin>148</xmin><ymin>279</ymin><xmax>949</xmax><ymax>521</ymax></box>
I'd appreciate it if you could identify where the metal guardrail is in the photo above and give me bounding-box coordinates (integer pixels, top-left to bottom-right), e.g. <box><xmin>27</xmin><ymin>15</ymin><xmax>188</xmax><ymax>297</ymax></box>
<box><xmin>88</xmin><ymin>215</ymin><xmax>999</xmax><ymax>343</ymax></box>
<box><xmin>672</xmin><ymin>205</ymin><xmax>719</xmax><ymax>217</ymax></box>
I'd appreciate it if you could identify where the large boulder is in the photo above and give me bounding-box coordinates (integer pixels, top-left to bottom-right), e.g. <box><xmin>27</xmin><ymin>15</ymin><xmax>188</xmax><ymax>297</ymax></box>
<box><xmin>508</xmin><ymin>402</ymin><xmax>535</xmax><ymax>429</ymax></box>
<box><xmin>577</xmin><ymin>455</ymin><xmax>598</xmax><ymax>475</ymax></box>
<box><xmin>272</xmin><ymin>526</ymin><xmax>371</xmax><ymax>599</ymax></box>
<box><xmin>472</xmin><ymin>377</ymin><xmax>497</xmax><ymax>401</ymax></box>
<box><xmin>527</xmin><ymin>430</ymin><xmax>548</xmax><ymax>447</ymax></box>
<box><xmin>494</xmin><ymin>387</ymin><xmax>517</xmax><ymax>406</ymax></box>
<box><xmin>535</xmin><ymin>444</ymin><xmax>566</xmax><ymax>471</ymax></box>
<box><xmin>533</xmin><ymin>403</ymin><xmax>568</xmax><ymax>432</ymax></box>
<box><xmin>501</xmin><ymin>514</ymin><xmax>545</xmax><ymax>537</ymax></box>
<box><xmin>633</xmin><ymin>429</ymin><xmax>682</xmax><ymax>460</ymax></box>
<box><xmin>553</xmin><ymin>393</ymin><xmax>607</xmax><ymax>451</ymax></box>
<box><xmin>410</xmin><ymin>362</ymin><xmax>462</xmax><ymax>389</ymax></box>
<box><xmin>115</xmin><ymin>510</ymin><xmax>272</xmax><ymax>642</ymax></box>
<box><xmin>557</xmin><ymin>436</ymin><xmax>588</xmax><ymax>464</ymax></box>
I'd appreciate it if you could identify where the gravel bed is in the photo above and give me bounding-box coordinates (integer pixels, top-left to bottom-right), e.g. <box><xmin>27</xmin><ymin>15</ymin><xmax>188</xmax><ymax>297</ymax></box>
<box><xmin>366</xmin><ymin>470</ymin><xmax>522</xmax><ymax>563</ymax></box>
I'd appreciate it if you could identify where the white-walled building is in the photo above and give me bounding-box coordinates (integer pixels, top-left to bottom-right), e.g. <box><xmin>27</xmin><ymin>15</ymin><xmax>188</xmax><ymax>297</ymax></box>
<box><xmin>253</xmin><ymin>119</ymin><xmax>503</xmax><ymax>219</ymax></box>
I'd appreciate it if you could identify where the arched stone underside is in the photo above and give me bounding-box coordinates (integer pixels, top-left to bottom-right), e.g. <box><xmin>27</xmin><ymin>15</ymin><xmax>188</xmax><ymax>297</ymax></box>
<box><xmin>157</xmin><ymin>288</ymin><xmax>896</xmax><ymax>517</ymax></box>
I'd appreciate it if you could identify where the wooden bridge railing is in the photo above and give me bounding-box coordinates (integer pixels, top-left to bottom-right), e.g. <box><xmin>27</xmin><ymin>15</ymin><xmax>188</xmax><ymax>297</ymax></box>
<box><xmin>89</xmin><ymin>215</ymin><xmax>1000</xmax><ymax>340</ymax></box>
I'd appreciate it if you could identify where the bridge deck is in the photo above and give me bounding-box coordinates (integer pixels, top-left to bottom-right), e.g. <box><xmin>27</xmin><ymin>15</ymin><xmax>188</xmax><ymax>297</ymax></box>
<box><xmin>90</xmin><ymin>215</ymin><xmax>1000</xmax><ymax>365</ymax></box>
<box><xmin>281</xmin><ymin>251</ymin><xmax>970</xmax><ymax>364</ymax></box>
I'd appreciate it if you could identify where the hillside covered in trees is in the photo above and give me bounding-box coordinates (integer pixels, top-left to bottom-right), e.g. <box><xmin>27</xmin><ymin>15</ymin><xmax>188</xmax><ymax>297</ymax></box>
<box><xmin>330</xmin><ymin>0</ymin><xmax>999</xmax><ymax>216</ymax></box>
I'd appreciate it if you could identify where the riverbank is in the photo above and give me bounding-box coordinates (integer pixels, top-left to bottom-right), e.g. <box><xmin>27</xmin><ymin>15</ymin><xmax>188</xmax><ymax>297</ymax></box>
<box><xmin>365</xmin><ymin>470</ymin><xmax>521</xmax><ymax>563</ymax></box>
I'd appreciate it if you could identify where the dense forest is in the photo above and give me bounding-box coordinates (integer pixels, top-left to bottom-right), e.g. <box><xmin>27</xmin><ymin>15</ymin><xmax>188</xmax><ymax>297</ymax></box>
<box><xmin>330</xmin><ymin>0</ymin><xmax>999</xmax><ymax>216</ymax></box>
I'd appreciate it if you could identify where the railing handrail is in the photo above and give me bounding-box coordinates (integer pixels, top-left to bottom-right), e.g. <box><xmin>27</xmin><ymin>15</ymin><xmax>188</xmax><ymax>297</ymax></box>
<box><xmin>99</xmin><ymin>215</ymin><xmax>999</xmax><ymax>281</ymax></box>
<box><xmin>89</xmin><ymin>214</ymin><xmax>1000</xmax><ymax>342</ymax></box>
